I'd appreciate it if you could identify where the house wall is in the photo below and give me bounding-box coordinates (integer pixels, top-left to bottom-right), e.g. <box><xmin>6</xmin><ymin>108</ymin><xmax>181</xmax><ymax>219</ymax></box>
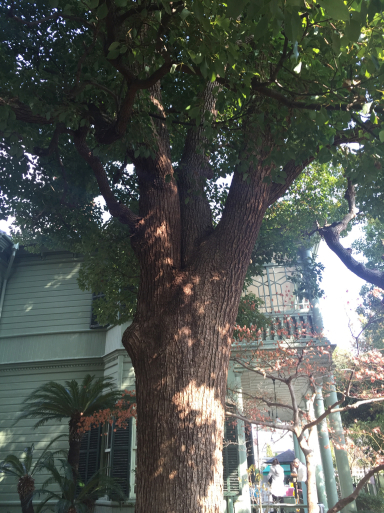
<box><xmin>0</xmin><ymin>249</ymin><xmax>136</xmax><ymax>513</ymax></box>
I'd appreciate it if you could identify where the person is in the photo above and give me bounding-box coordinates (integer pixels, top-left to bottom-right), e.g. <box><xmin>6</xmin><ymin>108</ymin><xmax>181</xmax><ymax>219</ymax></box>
<box><xmin>291</xmin><ymin>458</ymin><xmax>307</xmax><ymax>484</ymax></box>
<box><xmin>267</xmin><ymin>458</ymin><xmax>286</xmax><ymax>513</ymax></box>
<box><xmin>290</xmin><ymin>458</ymin><xmax>307</xmax><ymax>511</ymax></box>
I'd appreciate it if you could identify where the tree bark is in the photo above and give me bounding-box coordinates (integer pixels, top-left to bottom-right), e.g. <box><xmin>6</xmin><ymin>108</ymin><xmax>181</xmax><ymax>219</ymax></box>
<box><xmin>19</xmin><ymin>492</ymin><xmax>34</xmax><ymax>513</ymax></box>
<box><xmin>18</xmin><ymin>476</ymin><xmax>35</xmax><ymax>513</ymax></box>
<box><xmin>68</xmin><ymin>413</ymin><xmax>82</xmax><ymax>479</ymax></box>
<box><xmin>121</xmin><ymin>152</ymin><xmax>271</xmax><ymax>511</ymax></box>
<box><xmin>122</xmin><ymin>255</ymin><xmax>251</xmax><ymax>513</ymax></box>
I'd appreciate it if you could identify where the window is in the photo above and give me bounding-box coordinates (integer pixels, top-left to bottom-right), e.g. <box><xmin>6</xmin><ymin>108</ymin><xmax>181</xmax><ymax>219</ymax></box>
<box><xmin>223</xmin><ymin>417</ymin><xmax>240</xmax><ymax>495</ymax></box>
<box><xmin>90</xmin><ymin>292</ymin><xmax>108</xmax><ymax>329</ymax></box>
<box><xmin>78</xmin><ymin>419</ymin><xmax>133</xmax><ymax>499</ymax></box>
<box><xmin>109</xmin><ymin>421</ymin><xmax>132</xmax><ymax>497</ymax></box>
<box><xmin>78</xmin><ymin>425</ymin><xmax>102</xmax><ymax>487</ymax></box>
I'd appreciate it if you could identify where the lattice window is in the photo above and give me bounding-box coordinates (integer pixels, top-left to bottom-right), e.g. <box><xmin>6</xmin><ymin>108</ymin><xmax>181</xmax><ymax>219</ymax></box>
<box><xmin>250</xmin><ymin>264</ymin><xmax>310</xmax><ymax>314</ymax></box>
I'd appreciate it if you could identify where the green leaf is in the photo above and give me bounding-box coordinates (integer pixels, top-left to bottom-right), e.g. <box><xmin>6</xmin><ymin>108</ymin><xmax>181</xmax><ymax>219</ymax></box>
<box><xmin>318</xmin><ymin>0</ymin><xmax>349</xmax><ymax>20</ymax></box>
<box><xmin>49</xmin><ymin>0</ymin><xmax>59</xmax><ymax>7</ymax></box>
<box><xmin>200</xmin><ymin>59</ymin><xmax>209</xmax><ymax>79</ymax></box>
<box><xmin>284</xmin><ymin>10</ymin><xmax>302</xmax><ymax>43</ymax></box>
<box><xmin>331</xmin><ymin>32</ymin><xmax>341</xmax><ymax>54</ymax></box>
<box><xmin>154</xmin><ymin>10</ymin><xmax>162</xmax><ymax>23</ymax></box>
<box><xmin>114</xmin><ymin>0</ymin><xmax>127</xmax><ymax>6</ymax></box>
<box><xmin>194</xmin><ymin>0</ymin><xmax>204</xmax><ymax>20</ymax></box>
<box><xmin>254</xmin><ymin>17</ymin><xmax>270</xmax><ymax>40</ymax></box>
<box><xmin>379</xmin><ymin>130</ymin><xmax>384</xmax><ymax>143</ymax></box>
<box><xmin>227</xmin><ymin>0</ymin><xmax>249</xmax><ymax>19</ymax></box>
<box><xmin>180</xmin><ymin>8</ymin><xmax>191</xmax><ymax>20</ymax></box>
<box><xmin>318</xmin><ymin>147</ymin><xmax>332</xmax><ymax>164</ymax></box>
<box><xmin>362</xmin><ymin>102</ymin><xmax>372</xmax><ymax>115</ymax></box>
<box><xmin>89</xmin><ymin>0</ymin><xmax>99</xmax><ymax>8</ymax></box>
<box><xmin>96</xmin><ymin>3</ymin><xmax>109</xmax><ymax>19</ymax></box>
<box><xmin>107</xmin><ymin>49</ymin><xmax>120</xmax><ymax>60</ymax></box>
<box><xmin>108</xmin><ymin>42</ymin><xmax>120</xmax><ymax>51</ymax></box>
<box><xmin>371</xmin><ymin>54</ymin><xmax>380</xmax><ymax>71</ymax></box>
<box><xmin>344</xmin><ymin>19</ymin><xmax>361</xmax><ymax>41</ymax></box>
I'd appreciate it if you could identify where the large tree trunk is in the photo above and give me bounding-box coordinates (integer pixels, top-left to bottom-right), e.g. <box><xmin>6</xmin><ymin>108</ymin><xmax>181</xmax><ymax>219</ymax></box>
<box><xmin>132</xmin><ymin>325</ymin><xmax>228</xmax><ymax>512</ymax></box>
<box><xmin>123</xmin><ymin>259</ymin><xmax>247</xmax><ymax>513</ymax></box>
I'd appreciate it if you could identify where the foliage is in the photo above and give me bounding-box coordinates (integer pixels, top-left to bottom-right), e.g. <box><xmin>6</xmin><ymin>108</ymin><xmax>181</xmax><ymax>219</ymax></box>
<box><xmin>1</xmin><ymin>0</ymin><xmax>384</xmax><ymax>326</ymax></box>
<box><xmin>0</xmin><ymin>437</ymin><xmax>66</xmax><ymax>513</ymax></box>
<box><xmin>231</xmin><ymin>322</ymin><xmax>384</xmax><ymax>513</ymax></box>
<box><xmin>15</xmin><ymin>375</ymin><xmax>126</xmax><ymax>479</ymax></box>
<box><xmin>356</xmin><ymin>492</ymin><xmax>384</xmax><ymax>513</ymax></box>
<box><xmin>78</xmin><ymin>389</ymin><xmax>136</xmax><ymax>434</ymax></box>
<box><xmin>234</xmin><ymin>292</ymin><xmax>271</xmax><ymax>341</ymax></box>
<box><xmin>16</xmin><ymin>375</ymin><xmax>122</xmax><ymax>430</ymax></box>
<box><xmin>34</xmin><ymin>459</ymin><xmax>126</xmax><ymax>513</ymax></box>
<box><xmin>356</xmin><ymin>285</ymin><xmax>384</xmax><ymax>351</ymax></box>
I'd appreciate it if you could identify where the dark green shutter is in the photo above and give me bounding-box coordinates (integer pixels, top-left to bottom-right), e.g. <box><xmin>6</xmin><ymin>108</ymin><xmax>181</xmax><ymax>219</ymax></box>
<box><xmin>78</xmin><ymin>425</ymin><xmax>101</xmax><ymax>493</ymax></box>
<box><xmin>110</xmin><ymin>419</ymin><xmax>132</xmax><ymax>497</ymax></box>
<box><xmin>223</xmin><ymin>417</ymin><xmax>240</xmax><ymax>494</ymax></box>
<box><xmin>90</xmin><ymin>293</ymin><xmax>108</xmax><ymax>329</ymax></box>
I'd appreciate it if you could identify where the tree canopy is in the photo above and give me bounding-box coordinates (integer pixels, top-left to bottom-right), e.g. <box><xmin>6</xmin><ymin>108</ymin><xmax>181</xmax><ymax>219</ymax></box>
<box><xmin>1</xmin><ymin>0</ymin><xmax>384</xmax><ymax>282</ymax></box>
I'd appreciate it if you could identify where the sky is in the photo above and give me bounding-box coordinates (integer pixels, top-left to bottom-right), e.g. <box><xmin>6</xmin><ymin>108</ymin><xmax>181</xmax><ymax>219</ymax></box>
<box><xmin>0</xmin><ymin>216</ymin><xmax>365</xmax><ymax>350</ymax></box>
<box><xmin>317</xmin><ymin>226</ymin><xmax>366</xmax><ymax>350</ymax></box>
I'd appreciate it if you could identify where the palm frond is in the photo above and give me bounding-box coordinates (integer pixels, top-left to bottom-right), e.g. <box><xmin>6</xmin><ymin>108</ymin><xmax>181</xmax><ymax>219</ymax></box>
<box><xmin>23</xmin><ymin>444</ymin><xmax>34</xmax><ymax>473</ymax></box>
<box><xmin>15</xmin><ymin>374</ymin><xmax>120</xmax><ymax>430</ymax></box>
<box><xmin>32</xmin><ymin>434</ymin><xmax>68</xmax><ymax>475</ymax></box>
<box><xmin>34</xmin><ymin>491</ymin><xmax>63</xmax><ymax>513</ymax></box>
<box><xmin>0</xmin><ymin>454</ymin><xmax>25</xmax><ymax>477</ymax></box>
<box><xmin>77</xmin><ymin>467</ymin><xmax>127</xmax><ymax>503</ymax></box>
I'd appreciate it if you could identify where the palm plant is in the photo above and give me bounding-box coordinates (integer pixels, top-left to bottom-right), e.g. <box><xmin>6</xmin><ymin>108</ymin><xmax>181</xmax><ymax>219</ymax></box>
<box><xmin>15</xmin><ymin>375</ymin><xmax>121</xmax><ymax>478</ymax></box>
<box><xmin>0</xmin><ymin>437</ymin><xmax>64</xmax><ymax>513</ymax></box>
<box><xmin>34</xmin><ymin>459</ymin><xmax>126</xmax><ymax>513</ymax></box>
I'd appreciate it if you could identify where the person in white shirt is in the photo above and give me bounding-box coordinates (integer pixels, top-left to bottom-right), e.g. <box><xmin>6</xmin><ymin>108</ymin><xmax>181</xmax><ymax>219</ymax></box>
<box><xmin>292</xmin><ymin>458</ymin><xmax>307</xmax><ymax>483</ymax></box>
<box><xmin>291</xmin><ymin>457</ymin><xmax>307</xmax><ymax>510</ymax></box>
<box><xmin>268</xmin><ymin>458</ymin><xmax>286</xmax><ymax>513</ymax></box>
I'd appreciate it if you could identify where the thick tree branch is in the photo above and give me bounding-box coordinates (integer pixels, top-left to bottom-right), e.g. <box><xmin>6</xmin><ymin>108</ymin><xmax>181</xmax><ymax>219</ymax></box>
<box><xmin>268</xmin><ymin>128</ymin><xmax>367</xmax><ymax>207</ymax></box>
<box><xmin>268</xmin><ymin>157</ymin><xmax>314</xmax><ymax>207</ymax></box>
<box><xmin>32</xmin><ymin>122</ymin><xmax>67</xmax><ymax>157</ymax></box>
<box><xmin>178</xmin><ymin>82</ymin><xmax>217</xmax><ymax>265</ymax></box>
<box><xmin>0</xmin><ymin>97</ymin><xmax>53</xmax><ymax>125</ymax></box>
<box><xmin>73</xmin><ymin>127</ymin><xmax>140</xmax><ymax>230</ymax></box>
<box><xmin>255</xmin><ymin>85</ymin><xmax>384</xmax><ymax>114</ymax></box>
<box><xmin>318</xmin><ymin>180</ymin><xmax>384</xmax><ymax>288</ymax></box>
<box><xmin>327</xmin><ymin>464</ymin><xmax>384</xmax><ymax>513</ymax></box>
